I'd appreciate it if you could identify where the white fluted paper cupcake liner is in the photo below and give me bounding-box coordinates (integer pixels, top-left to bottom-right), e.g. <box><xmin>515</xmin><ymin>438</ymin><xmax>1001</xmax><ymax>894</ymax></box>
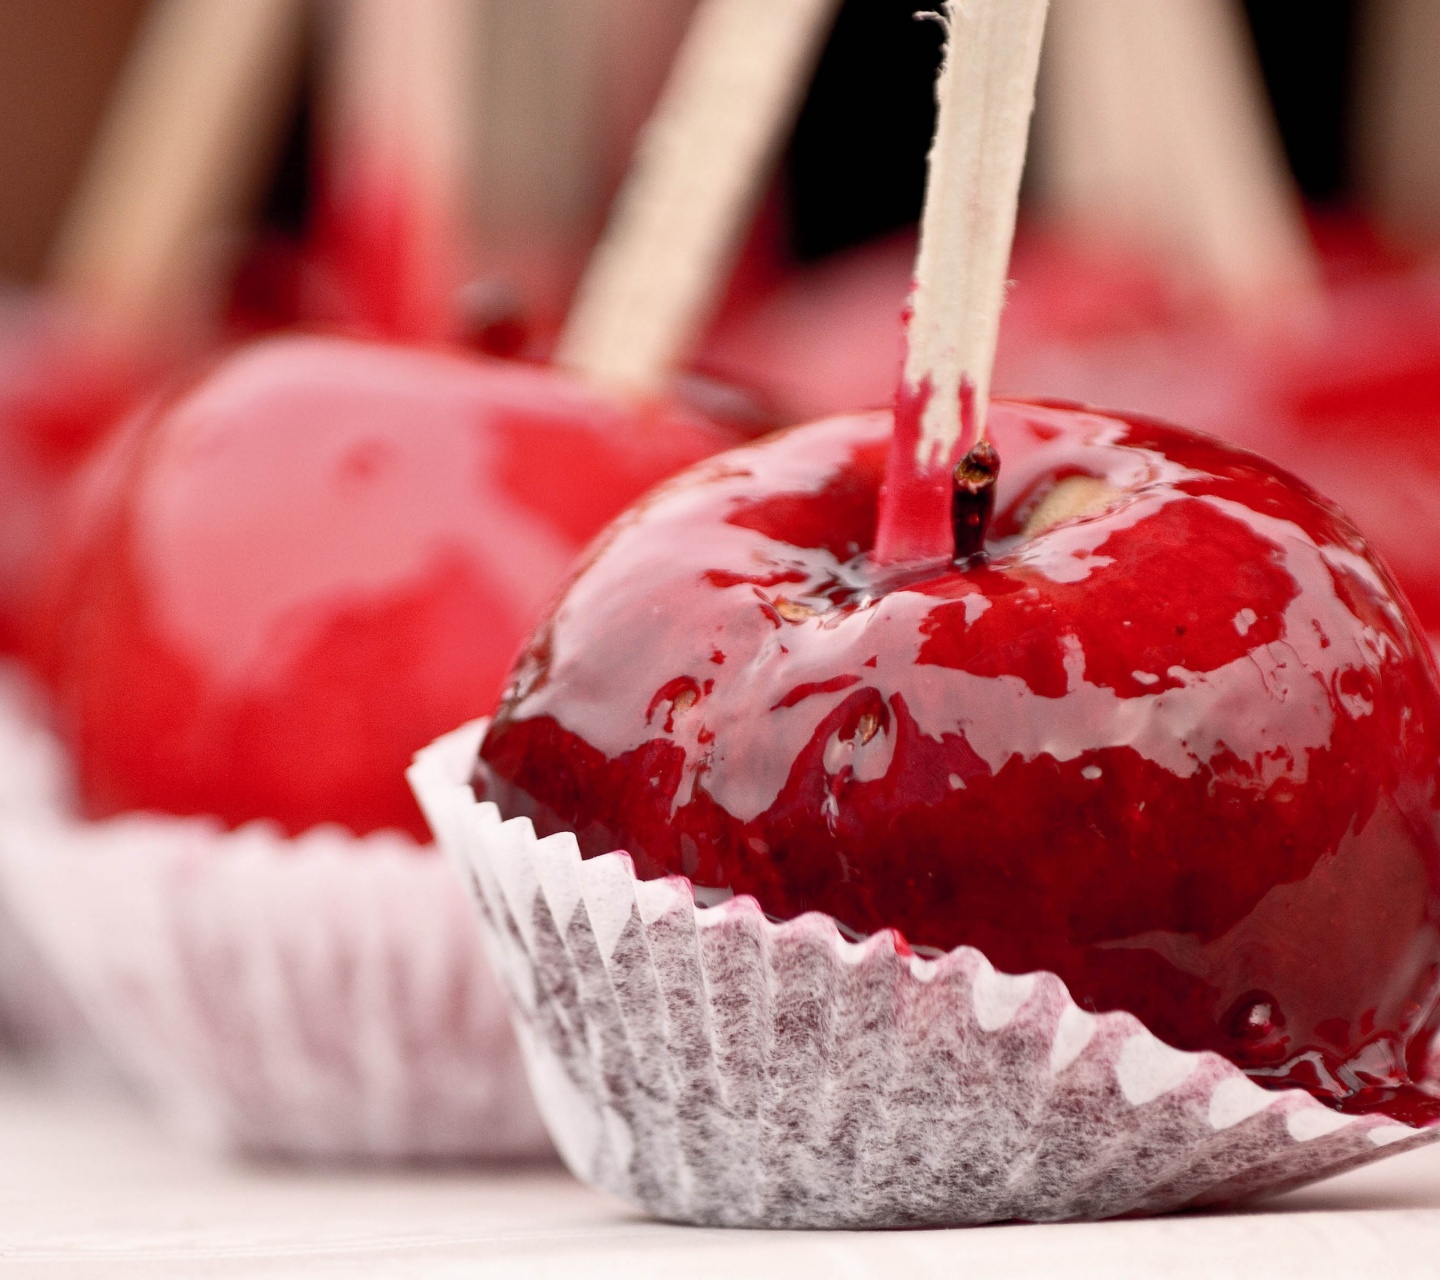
<box><xmin>411</xmin><ymin>719</ymin><xmax>1440</xmax><ymax>1227</ymax></box>
<box><xmin>0</xmin><ymin>673</ymin><xmax>550</xmax><ymax>1160</ymax></box>
<box><xmin>0</xmin><ymin>666</ymin><xmax>104</xmax><ymax>1064</ymax></box>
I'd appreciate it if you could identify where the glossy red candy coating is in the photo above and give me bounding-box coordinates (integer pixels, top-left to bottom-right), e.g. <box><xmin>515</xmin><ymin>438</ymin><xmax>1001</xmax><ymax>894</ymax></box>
<box><xmin>477</xmin><ymin>402</ymin><xmax>1440</xmax><ymax>1120</ymax></box>
<box><xmin>44</xmin><ymin>334</ymin><xmax>737</xmax><ymax>841</ymax></box>
<box><xmin>1222</xmin><ymin>269</ymin><xmax>1440</xmax><ymax>641</ymax></box>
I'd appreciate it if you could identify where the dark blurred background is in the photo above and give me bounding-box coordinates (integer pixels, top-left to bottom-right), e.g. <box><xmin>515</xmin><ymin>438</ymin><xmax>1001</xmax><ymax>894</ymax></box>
<box><xmin>786</xmin><ymin>0</ymin><xmax>1358</xmax><ymax>261</ymax></box>
<box><xmin>0</xmin><ymin>0</ymin><xmax>1380</xmax><ymax>285</ymax></box>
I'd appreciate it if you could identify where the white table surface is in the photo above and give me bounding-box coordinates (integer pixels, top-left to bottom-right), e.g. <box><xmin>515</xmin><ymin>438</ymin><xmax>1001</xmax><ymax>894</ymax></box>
<box><xmin>3</xmin><ymin>1060</ymin><xmax>1440</xmax><ymax>1278</ymax></box>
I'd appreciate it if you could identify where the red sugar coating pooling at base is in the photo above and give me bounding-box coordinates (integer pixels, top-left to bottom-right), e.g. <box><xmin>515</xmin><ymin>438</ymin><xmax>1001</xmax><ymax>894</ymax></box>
<box><xmin>475</xmin><ymin>402</ymin><xmax>1440</xmax><ymax>1123</ymax></box>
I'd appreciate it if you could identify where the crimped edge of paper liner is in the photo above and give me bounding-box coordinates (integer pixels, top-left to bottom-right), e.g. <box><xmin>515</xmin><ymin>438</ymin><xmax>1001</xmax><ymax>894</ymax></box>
<box><xmin>0</xmin><ymin>676</ymin><xmax>549</xmax><ymax>1160</ymax></box>
<box><xmin>411</xmin><ymin>717</ymin><xmax>1440</xmax><ymax>1227</ymax></box>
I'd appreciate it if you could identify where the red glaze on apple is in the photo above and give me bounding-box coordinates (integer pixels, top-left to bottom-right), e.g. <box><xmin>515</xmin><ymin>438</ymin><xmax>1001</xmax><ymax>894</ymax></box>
<box><xmin>476</xmin><ymin>402</ymin><xmax>1440</xmax><ymax>1121</ymax></box>
<box><xmin>42</xmin><ymin>334</ymin><xmax>737</xmax><ymax>841</ymax></box>
<box><xmin>992</xmin><ymin>222</ymin><xmax>1440</xmax><ymax>641</ymax></box>
<box><xmin>1221</xmin><ymin>268</ymin><xmax>1440</xmax><ymax>643</ymax></box>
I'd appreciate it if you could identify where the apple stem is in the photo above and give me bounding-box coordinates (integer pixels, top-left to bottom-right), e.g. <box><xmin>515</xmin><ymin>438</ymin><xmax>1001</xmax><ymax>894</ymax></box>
<box><xmin>873</xmin><ymin>0</ymin><xmax>1049</xmax><ymax>565</ymax></box>
<box><xmin>1036</xmin><ymin>0</ymin><xmax>1315</xmax><ymax>315</ymax></box>
<box><xmin>48</xmin><ymin>0</ymin><xmax>306</xmax><ymax>342</ymax></box>
<box><xmin>555</xmin><ymin>0</ymin><xmax>841</xmax><ymax>398</ymax></box>
<box><xmin>951</xmin><ymin>440</ymin><xmax>1000</xmax><ymax>562</ymax></box>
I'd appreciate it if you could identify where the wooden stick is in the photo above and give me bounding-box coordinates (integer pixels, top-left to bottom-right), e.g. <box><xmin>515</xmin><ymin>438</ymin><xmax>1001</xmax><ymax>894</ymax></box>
<box><xmin>874</xmin><ymin>0</ymin><xmax>1049</xmax><ymax>565</ymax></box>
<box><xmin>323</xmin><ymin>0</ymin><xmax>483</xmax><ymax>339</ymax></box>
<box><xmin>555</xmin><ymin>0</ymin><xmax>841</xmax><ymax>398</ymax></box>
<box><xmin>1035</xmin><ymin>0</ymin><xmax>1150</xmax><ymax>251</ymax></box>
<box><xmin>592</xmin><ymin>0</ymin><xmax>704</xmax><ymax>209</ymax></box>
<box><xmin>906</xmin><ymin>0</ymin><xmax>1048</xmax><ymax>460</ymax></box>
<box><xmin>1036</xmin><ymin>0</ymin><xmax>1314</xmax><ymax>313</ymax></box>
<box><xmin>1355</xmin><ymin>0</ymin><xmax>1440</xmax><ymax>244</ymax></box>
<box><xmin>47</xmin><ymin>0</ymin><xmax>306</xmax><ymax>338</ymax></box>
<box><xmin>475</xmin><ymin>0</ymin><xmax>604</xmax><ymax>247</ymax></box>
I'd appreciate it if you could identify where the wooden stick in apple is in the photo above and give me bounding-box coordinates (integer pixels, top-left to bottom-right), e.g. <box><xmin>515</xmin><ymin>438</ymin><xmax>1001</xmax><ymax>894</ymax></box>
<box><xmin>555</xmin><ymin>0</ymin><xmax>842</xmax><ymax>397</ymax></box>
<box><xmin>321</xmin><ymin>0</ymin><xmax>482</xmax><ymax>342</ymax></box>
<box><xmin>1037</xmin><ymin>0</ymin><xmax>1314</xmax><ymax>313</ymax></box>
<box><xmin>872</xmin><ymin>0</ymin><xmax>1049</xmax><ymax>566</ymax></box>
<box><xmin>47</xmin><ymin>0</ymin><xmax>306</xmax><ymax>339</ymax></box>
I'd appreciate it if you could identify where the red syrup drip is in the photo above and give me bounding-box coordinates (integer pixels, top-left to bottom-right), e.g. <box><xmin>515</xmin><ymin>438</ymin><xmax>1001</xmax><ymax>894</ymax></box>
<box><xmin>315</xmin><ymin>140</ymin><xmax>460</xmax><ymax>344</ymax></box>
<box><xmin>873</xmin><ymin>374</ymin><xmax>952</xmax><ymax>564</ymax></box>
<box><xmin>873</xmin><ymin>312</ymin><xmax>985</xmax><ymax>565</ymax></box>
<box><xmin>476</xmin><ymin>403</ymin><xmax>1440</xmax><ymax>1123</ymax></box>
<box><xmin>958</xmin><ymin>374</ymin><xmax>978</xmax><ymax>450</ymax></box>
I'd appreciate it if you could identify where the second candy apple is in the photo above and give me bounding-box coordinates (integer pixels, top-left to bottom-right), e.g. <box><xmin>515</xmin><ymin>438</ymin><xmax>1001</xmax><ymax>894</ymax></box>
<box><xmin>42</xmin><ymin>333</ymin><xmax>736</xmax><ymax>841</ymax></box>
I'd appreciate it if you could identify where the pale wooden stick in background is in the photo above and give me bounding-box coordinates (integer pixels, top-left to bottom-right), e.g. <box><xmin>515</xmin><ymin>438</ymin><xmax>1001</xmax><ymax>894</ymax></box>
<box><xmin>1037</xmin><ymin>0</ymin><xmax>1314</xmax><ymax>315</ymax></box>
<box><xmin>591</xmin><ymin>0</ymin><xmax>704</xmax><ymax>211</ymax></box>
<box><xmin>475</xmin><ymin>0</ymin><xmax>605</xmax><ymax>284</ymax></box>
<box><xmin>323</xmin><ymin>0</ymin><xmax>485</xmax><ymax>340</ymax></box>
<box><xmin>556</xmin><ymin>0</ymin><xmax>841</xmax><ymax>398</ymax></box>
<box><xmin>1035</xmin><ymin>0</ymin><xmax>1151</xmax><ymax>253</ymax></box>
<box><xmin>48</xmin><ymin>0</ymin><xmax>306</xmax><ymax>338</ymax></box>
<box><xmin>0</xmin><ymin>1</ymin><xmax>150</xmax><ymax>284</ymax></box>
<box><xmin>471</xmin><ymin>0</ymin><xmax>651</xmax><ymax>326</ymax></box>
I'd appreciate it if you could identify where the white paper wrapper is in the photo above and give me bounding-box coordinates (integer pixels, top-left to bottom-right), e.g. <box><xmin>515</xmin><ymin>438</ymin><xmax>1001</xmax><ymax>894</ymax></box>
<box><xmin>0</xmin><ymin>672</ymin><xmax>550</xmax><ymax>1160</ymax></box>
<box><xmin>0</xmin><ymin>667</ymin><xmax>104</xmax><ymax>1065</ymax></box>
<box><xmin>412</xmin><ymin>719</ymin><xmax>1440</xmax><ymax>1227</ymax></box>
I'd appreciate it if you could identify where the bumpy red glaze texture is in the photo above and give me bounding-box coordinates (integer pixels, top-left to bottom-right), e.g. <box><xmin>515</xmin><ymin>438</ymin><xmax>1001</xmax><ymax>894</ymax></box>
<box><xmin>43</xmin><ymin>334</ymin><xmax>736</xmax><ymax>841</ymax></box>
<box><xmin>477</xmin><ymin>402</ymin><xmax>1440</xmax><ymax>1122</ymax></box>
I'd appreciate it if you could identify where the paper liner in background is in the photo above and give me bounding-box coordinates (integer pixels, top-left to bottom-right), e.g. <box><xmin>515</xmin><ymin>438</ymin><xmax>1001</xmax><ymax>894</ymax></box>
<box><xmin>0</xmin><ymin>666</ymin><xmax>105</xmax><ymax>1067</ymax></box>
<box><xmin>412</xmin><ymin>719</ymin><xmax>1440</xmax><ymax>1228</ymax></box>
<box><xmin>0</xmin><ymin>669</ymin><xmax>551</xmax><ymax>1160</ymax></box>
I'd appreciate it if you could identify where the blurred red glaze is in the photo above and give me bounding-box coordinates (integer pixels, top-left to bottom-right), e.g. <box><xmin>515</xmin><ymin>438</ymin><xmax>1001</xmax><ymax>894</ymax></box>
<box><xmin>43</xmin><ymin>334</ymin><xmax>739</xmax><ymax>841</ymax></box>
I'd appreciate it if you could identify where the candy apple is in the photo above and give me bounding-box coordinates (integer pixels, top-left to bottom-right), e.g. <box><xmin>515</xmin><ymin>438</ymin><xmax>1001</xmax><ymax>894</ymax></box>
<box><xmin>476</xmin><ymin>399</ymin><xmax>1440</xmax><ymax>1121</ymax></box>
<box><xmin>43</xmin><ymin>333</ymin><xmax>737</xmax><ymax>841</ymax></box>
